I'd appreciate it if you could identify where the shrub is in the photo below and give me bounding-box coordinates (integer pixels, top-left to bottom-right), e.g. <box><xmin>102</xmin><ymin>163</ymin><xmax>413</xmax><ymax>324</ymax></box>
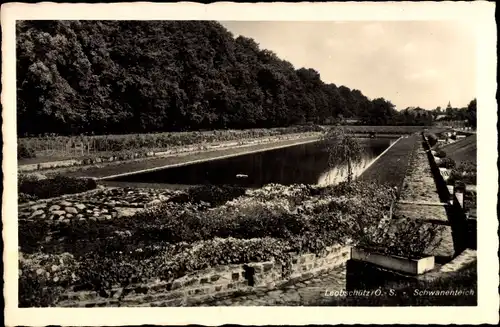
<box><xmin>435</xmin><ymin>149</ymin><xmax>447</xmax><ymax>158</ymax></box>
<box><xmin>18</xmin><ymin>143</ymin><xmax>37</xmax><ymax>159</ymax></box>
<box><xmin>447</xmin><ymin>162</ymin><xmax>477</xmax><ymax>185</ymax></box>
<box><xmin>169</xmin><ymin>185</ymin><xmax>247</xmax><ymax>207</ymax></box>
<box><xmin>19</xmin><ymin>193</ymin><xmax>39</xmax><ymax>203</ymax></box>
<box><xmin>437</xmin><ymin>157</ymin><xmax>456</xmax><ymax>169</ymax></box>
<box><xmin>425</xmin><ymin>133</ymin><xmax>438</xmax><ymax>147</ymax></box>
<box><xmin>18</xmin><ymin>175</ymin><xmax>98</xmax><ymax>199</ymax></box>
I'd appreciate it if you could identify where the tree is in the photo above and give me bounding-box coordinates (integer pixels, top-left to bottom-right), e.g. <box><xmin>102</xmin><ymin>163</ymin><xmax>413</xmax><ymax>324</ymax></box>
<box><xmin>466</xmin><ymin>98</ymin><xmax>477</xmax><ymax>129</ymax></box>
<box><xmin>322</xmin><ymin>127</ymin><xmax>364</xmax><ymax>184</ymax></box>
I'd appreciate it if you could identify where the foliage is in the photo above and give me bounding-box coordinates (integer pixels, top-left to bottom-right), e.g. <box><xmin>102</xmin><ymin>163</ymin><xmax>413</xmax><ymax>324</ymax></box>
<box><xmin>18</xmin><ymin>143</ymin><xmax>37</xmax><ymax>159</ymax></box>
<box><xmin>18</xmin><ymin>21</ymin><xmax>434</xmax><ymax>137</ymax></box>
<box><xmin>437</xmin><ymin>157</ymin><xmax>456</xmax><ymax>169</ymax></box>
<box><xmin>322</xmin><ymin>127</ymin><xmax>364</xmax><ymax>183</ymax></box>
<box><xmin>447</xmin><ymin>161</ymin><xmax>477</xmax><ymax>185</ymax></box>
<box><xmin>466</xmin><ymin>99</ymin><xmax>477</xmax><ymax>129</ymax></box>
<box><xmin>425</xmin><ymin>133</ymin><xmax>439</xmax><ymax>147</ymax></box>
<box><xmin>169</xmin><ymin>185</ymin><xmax>247</xmax><ymax>207</ymax></box>
<box><xmin>18</xmin><ymin>175</ymin><xmax>97</xmax><ymax>200</ymax></box>
<box><xmin>434</xmin><ymin>149</ymin><xmax>447</xmax><ymax>158</ymax></box>
<box><xmin>19</xmin><ymin>181</ymin><xmax>445</xmax><ymax>306</ymax></box>
<box><xmin>18</xmin><ymin>125</ymin><xmax>323</xmax><ymax>154</ymax></box>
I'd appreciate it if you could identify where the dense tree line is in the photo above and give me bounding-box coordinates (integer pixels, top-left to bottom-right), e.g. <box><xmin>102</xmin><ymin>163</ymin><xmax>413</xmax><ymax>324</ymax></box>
<box><xmin>18</xmin><ymin>20</ymin><xmax>422</xmax><ymax>136</ymax></box>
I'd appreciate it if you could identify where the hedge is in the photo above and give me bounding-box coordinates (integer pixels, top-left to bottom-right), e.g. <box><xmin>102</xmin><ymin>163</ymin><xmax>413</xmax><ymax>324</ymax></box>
<box><xmin>18</xmin><ymin>175</ymin><xmax>97</xmax><ymax>201</ymax></box>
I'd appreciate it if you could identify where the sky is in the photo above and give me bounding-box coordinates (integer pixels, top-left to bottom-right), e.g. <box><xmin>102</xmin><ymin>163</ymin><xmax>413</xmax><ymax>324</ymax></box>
<box><xmin>220</xmin><ymin>21</ymin><xmax>476</xmax><ymax>110</ymax></box>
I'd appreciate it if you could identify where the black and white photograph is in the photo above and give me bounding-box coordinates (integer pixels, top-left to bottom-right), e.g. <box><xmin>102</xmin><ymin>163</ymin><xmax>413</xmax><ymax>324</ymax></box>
<box><xmin>2</xmin><ymin>2</ymin><xmax>498</xmax><ymax>326</ymax></box>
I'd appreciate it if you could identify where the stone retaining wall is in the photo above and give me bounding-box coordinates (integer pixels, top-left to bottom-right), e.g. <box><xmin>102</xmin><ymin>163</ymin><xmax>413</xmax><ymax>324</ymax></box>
<box><xmin>56</xmin><ymin>244</ymin><xmax>351</xmax><ymax>307</ymax></box>
<box><xmin>422</xmin><ymin>133</ymin><xmax>471</xmax><ymax>253</ymax></box>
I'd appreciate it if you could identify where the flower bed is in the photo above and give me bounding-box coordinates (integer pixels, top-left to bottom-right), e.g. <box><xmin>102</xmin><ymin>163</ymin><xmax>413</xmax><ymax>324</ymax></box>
<box><xmin>447</xmin><ymin>162</ymin><xmax>477</xmax><ymax>186</ymax></box>
<box><xmin>19</xmin><ymin>181</ymin><xmax>415</xmax><ymax>307</ymax></box>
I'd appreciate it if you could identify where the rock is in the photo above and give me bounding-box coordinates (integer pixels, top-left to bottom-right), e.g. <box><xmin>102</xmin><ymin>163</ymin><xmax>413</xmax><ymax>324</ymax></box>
<box><xmin>51</xmin><ymin>265</ymin><xmax>59</xmax><ymax>272</ymax></box>
<box><xmin>53</xmin><ymin>210</ymin><xmax>66</xmax><ymax>216</ymax></box>
<box><xmin>75</xmin><ymin>203</ymin><xmax>86</xmax><ymax>210</ymax></box>
<box><xmin>62</xmin><ymin>219</ymin><xmax>71</xmax><ymax>224</ymax></box>
<box><xmin>76</xmin><ymin>214</ymin><xmax>84</xmax><ymax>218</ymax></box>
<box><xmin>66</xmin><ymin>214</ymin><xmax>73</xmax><ymax>218</ymax></box>
<box><xmin>101</xmin><ymin>209</ymin><xmax>109</xmax><ymax>214</ymax></box>
<box><xmin>30</xmin><ymin>209</ymin><xmax>45</xmax><ymax>218</ymax></box>
<box><xmin>48</xmin><ymin>205</ymin><xmax>61</xmax><ymax>211</ymax></box>
<box><xmin>65</xmin><ymin>207</ymin><xmax>78</xmax><ymax>214</ymax></box>
<box><xmin>103</xmin><ymin>215</ymin><xmax>112</xmax><ymax>220</ymax></box>
<box><xmin>79</xmin><ymin>218</ymin><xmax>86</xmax><ymax>222</ymax></box>
<box><xmin>59</xmin><ymin>200</ymin><xmax>72</xmax><ymax>207</ymax></box>
<box><xmin>31</xmin><ymin>203</ymin><xmax>47</xmax><ymax>211</ymax></box>
<box><xmin>39</xmin><ymin>214</ymin><xmax>46</xmax><ymax>219</ymax></box>
<box><xmin>90</xmin><ymin>217</ymin><xmax>97</xmax><ymax>222</ymax></box>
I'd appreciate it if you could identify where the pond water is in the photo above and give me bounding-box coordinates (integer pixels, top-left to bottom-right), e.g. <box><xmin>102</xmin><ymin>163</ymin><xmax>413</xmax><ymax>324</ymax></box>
<box><xmin>110</xmin><ymin>138</ymin><xmax>396</xmax><ymax>188</ymax></box>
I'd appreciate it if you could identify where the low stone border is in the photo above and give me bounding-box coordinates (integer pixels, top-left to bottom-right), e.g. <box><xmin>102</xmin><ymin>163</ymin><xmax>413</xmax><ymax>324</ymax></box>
<box><xmin>422</xmin><ymin>133</ymin><xmax>472</xmax><ymax>253</ymax></box>
<box><xmin>55</xmin><ymin>245</ymin><xmax>351</xmax><ymax>307</ymax></box>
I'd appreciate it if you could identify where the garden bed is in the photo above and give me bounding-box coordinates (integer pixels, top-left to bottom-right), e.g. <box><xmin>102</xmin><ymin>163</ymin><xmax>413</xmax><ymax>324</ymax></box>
<box><xmin>21</xmin><ymin>180</ymin><xmax>443</xmax><ymax>307</ymax></box>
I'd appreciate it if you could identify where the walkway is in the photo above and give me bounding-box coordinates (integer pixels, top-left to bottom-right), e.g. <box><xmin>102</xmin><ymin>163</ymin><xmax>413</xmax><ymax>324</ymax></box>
<box><xmin>394</xmin><ymin>143</ymin><xmax>455</xmax><ymax>259</ymax></box>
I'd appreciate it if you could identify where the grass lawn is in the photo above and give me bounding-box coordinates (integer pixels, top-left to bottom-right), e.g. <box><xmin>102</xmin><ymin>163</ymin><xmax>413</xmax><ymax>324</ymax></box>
<box><xmin>359</xmin><ymin>135</ymin><xmax>418</xmax><ymax>188</ymax></box>
<box><xmin>442</xmin><ymin>135</ymin><xmax>477</xmax><ymax>165</ymax></box>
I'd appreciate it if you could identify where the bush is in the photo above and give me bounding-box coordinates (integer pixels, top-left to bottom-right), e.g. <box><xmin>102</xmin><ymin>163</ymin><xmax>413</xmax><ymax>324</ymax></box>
<box><xmin>434</xmin><ymin>149</ymin><xmax>447</xmax><ymax>158</ymax></box>
<box><xmin>18</xmin><ymin>175</ymin><xmax>98</xmax><ymax>199</ymax></box>
<box><xmin>447</xmin><ymin>162</ymin><xmax>477</xmax><ymax>185</ymax></box>
<box><xmin>18</xmin><ymin>143</ymin><xmax>37</xmax><ymax>159</ymax></box>
<box><xmin>19</xmin><ymin>193</ymin><xmax>39</xmax><ymax>203</ymax></box>
<box><xmin>425</xmin><ymin>133</ymin><xmax>438</xmax><ymax>147</ymax></box>
<box><xmin>437</xmin><ymin>157</ymin><xmax>456</xmax><ymax>169</ymax></box>
<box><xmin>169</xmin><ymin>185</ymin><xmax>247</xmax><ymax>207</ymax></box>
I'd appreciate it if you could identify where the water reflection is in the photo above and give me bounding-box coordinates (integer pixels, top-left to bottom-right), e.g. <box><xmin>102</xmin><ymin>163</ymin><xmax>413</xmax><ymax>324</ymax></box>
<box><xmin>112</xmin><ymin>138</ymin><xmax>395</xmax><ymax>188</ymax></box>
<box><xmin>317</xmin><ymin>138</ymin><xmax>395</xmax><ymax>186</ymax></box>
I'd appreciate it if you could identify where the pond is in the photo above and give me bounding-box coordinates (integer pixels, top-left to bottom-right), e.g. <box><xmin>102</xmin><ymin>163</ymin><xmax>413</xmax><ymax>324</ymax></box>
<box><xmin>110</xmin><ymin>138</ymin><xmax>396</xmax><ymax>188</ymax></box>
